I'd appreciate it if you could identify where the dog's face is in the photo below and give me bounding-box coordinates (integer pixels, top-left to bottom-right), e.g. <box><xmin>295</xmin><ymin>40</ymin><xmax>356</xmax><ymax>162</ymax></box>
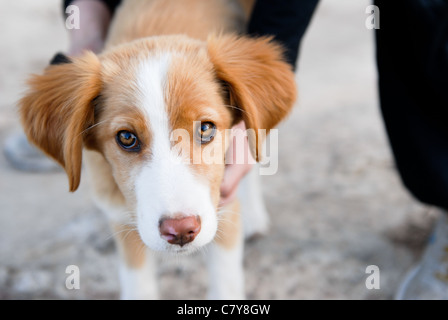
<box><xmin>20</xmin><ymin>35</ymin><xmax>296</xmax><ymax>254</ymax></box>
<box><xmin>94</xmin><ymin>37</ymin><xmax>235</xmax><ymax>253</ymax></box>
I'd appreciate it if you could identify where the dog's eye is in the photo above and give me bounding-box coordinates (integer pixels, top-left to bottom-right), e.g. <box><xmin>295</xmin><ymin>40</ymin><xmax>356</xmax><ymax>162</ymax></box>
<box><xmin>116</xmin><ymin>130</ymin><xmax>140</xmax><ymax>151</ymax></box>
<box><xmin>198</xmin><ymin>122</ymin><xmax>216</xmax><ymax>144</ymax></box>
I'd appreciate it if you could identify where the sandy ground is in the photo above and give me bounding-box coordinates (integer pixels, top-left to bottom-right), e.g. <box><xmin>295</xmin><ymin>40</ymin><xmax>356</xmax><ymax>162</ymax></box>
<box><xmin>0</xmin><ymin>0</ymin><xmax>439</xmax><ymax>300</ymax></box>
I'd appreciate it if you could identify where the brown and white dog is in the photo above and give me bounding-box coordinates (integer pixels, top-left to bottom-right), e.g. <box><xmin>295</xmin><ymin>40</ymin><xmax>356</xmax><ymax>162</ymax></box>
<box><xmin>19</xmin><ymin>0</ymin><xmax>296</xmax><ymax>299</ymax></box>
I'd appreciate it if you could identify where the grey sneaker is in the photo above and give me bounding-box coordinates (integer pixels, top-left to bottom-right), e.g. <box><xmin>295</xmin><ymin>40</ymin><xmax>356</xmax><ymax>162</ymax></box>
<box><xmin>395</xmin><ymin>209</ymin><xmax>448</xmax><ymax>299</ymax></box>
<box><xmin>3</xmin><ymin>132</ymin><xmax>61</xmax><ymax>172</ymax></box>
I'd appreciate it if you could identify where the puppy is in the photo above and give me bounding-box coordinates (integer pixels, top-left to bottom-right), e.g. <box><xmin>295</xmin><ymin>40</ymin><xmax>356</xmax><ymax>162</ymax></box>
<box><xmin>19</xmin><ymin>0</ymin><xmax>296</xmax><ymax>299</ymax></box>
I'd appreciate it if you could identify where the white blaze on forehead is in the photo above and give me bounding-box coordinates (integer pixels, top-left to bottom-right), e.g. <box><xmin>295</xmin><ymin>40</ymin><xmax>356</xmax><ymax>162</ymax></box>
<box><xmin>135</xmin><ymin>54</ymin><xmax>171</xmax><ymax>155</ymax></box>
<box><xmin>133</xmin><ymin>54</ymin><xmax>217</xmax><ymax>252</ymax></box>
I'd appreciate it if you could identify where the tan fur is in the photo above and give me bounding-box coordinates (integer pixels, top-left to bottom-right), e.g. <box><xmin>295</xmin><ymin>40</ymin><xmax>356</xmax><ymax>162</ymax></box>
<box><xmin>113</xmin><ymin>223</ymin><xmax>146</xmax><ymax>268</ymax></box>
<box><xmin>215</xmin><ymin>200</ymin><xmax>241</xmax><ymax>249</ymax></box>
<box><xmin>84</xmin><ymin>150</ymin><xmax>127</xmax><ymax>208</ymax></box>
<box><xmin>239</xmin><ymin>0</ymin><xmax>256</xmax><ymax>20</ymax></box>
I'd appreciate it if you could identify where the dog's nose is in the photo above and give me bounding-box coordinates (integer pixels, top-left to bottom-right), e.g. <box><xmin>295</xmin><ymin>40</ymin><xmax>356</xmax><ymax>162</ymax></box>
<box><xmin>159</xmin><ymin>215</ymin><xmax>201</xmax><ymax>247</ymax></box>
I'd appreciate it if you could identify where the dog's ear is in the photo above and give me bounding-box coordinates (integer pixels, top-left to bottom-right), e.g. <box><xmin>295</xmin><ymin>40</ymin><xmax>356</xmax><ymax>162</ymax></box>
<box><xmin>207</xmin><ymin>34</ymin><xmax>297</xmax><ymax>161</ymax></box>
<box><xmin>19</xmin><ymin>52</ymin><xmax>102</xmax><ymax>192</ymax></box>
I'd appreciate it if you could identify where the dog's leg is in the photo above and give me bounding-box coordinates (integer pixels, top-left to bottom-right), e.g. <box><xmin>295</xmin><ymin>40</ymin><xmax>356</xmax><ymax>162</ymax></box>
<box><xmin>239</xmin><ymin>163</ymin><xmax>270</xmax><ymax>239</ymax></box>
<box><xmin>113</xmin><ymin>224</ymin><xmax>158</xmax><ymax>300</ymax></box>
<box><xmin>207</xmin><ymin>201</ymin><xmax>245</xmax><ymax>299</ymax></box>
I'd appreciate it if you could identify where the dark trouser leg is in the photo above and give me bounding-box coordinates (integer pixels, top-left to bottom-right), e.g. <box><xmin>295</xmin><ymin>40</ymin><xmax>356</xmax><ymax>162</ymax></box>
<box><xmin>248</xmin><ymin>0</ymin><xmax>320</xmax><ymax>69</ymax></box>
<box><xmin>375</xmin><ymin>0</ymin><xmax>448</xmax><ymax>210</ymax></box>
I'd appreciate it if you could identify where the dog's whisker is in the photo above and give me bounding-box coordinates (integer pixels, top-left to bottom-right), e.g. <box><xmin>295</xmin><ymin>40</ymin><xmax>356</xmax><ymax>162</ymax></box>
<box><xmin>224</xmin><ymin>104</ymin><xmax>247</xmax><ymax>115</ymax></box>
<box><xmin>106</xmin><ymin>225</ymin><xmax>137</xmax><ymax>241</ymax></box>
<box><xmin>223</xmin><ymin>104</ymin><xmax>257</xmax><ymax>122</ymax></box>
<box><xmin>136</xmin><ymin>240</ymin><xmax>147</xmax><ymax>260</ymax></box>
<box><xmin>78</xmin><ymin>119</ymin><xmax>110</xmax><ymax>137</ymax></box>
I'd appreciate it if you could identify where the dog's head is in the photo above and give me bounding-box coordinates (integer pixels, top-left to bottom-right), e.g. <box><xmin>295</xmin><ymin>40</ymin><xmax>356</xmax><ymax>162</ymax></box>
<box><xmin>20</xmin><ymin>35</ymin><xmax>296</xmax><ymax>253</ymax></box>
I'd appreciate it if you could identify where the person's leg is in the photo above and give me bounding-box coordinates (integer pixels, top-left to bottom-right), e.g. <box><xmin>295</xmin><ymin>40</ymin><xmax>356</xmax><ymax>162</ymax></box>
<box><xmin>64</xmin><ymin>0</ymin><xmax>114</xmax><ymax>55</ymax></box>
<box><xmin>375</xmin><ymin>0</ymin><xmax>448</xmax><ymax>209</ymax></box>
<box><xmin>248</xmin><ymin>0</ymin><xmax>320</xmax><ymax>69</ymax></box>
<box><xmin>375</xmin><ymin>0</ymin><xmax>448</xmax><ymax>299</ymax></box>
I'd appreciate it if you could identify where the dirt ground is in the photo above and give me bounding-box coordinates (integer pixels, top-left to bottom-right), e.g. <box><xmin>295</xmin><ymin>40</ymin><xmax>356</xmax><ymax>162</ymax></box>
<box><xmin>0</xmin><ymin>0</ymin><xmax>439</xmax><ymax>300</ymax></box>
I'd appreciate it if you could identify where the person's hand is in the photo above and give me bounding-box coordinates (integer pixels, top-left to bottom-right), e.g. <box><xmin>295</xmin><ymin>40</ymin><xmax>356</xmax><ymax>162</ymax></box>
<box><xmin>219</xmin><ymin>121</ymin><xmax>254</xmax><ymax>207</ymax></box>
<box><xmin>67</xmin><ymin>0</ymin><xmax>112</xmax><ymax>55</ymax></box>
